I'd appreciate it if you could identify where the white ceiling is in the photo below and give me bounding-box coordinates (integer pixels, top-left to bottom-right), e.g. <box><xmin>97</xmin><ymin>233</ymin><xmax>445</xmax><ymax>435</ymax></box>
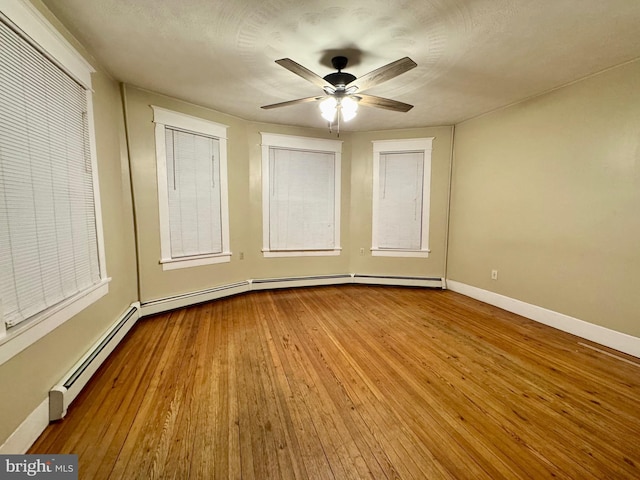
<box><xmin>42</xmin><ymin>0</ymin><xmax>640</xmax><ymax>132</ymax></box>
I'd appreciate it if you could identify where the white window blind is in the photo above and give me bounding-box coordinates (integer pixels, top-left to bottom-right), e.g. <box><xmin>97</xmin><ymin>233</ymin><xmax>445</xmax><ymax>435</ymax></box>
<box><xmin>269</xmin><ymin>147</ymin><xmax>336</xmax><ymax>251</ymax></box>
<box><xmin>0</xmin><ymin>18</ymin><xmax>101</xmax><ymax>327</ymax></box>
<box><xmin>377</xmin><ymin>151</ymin><xmax>424</xmax><ymax>250</ymax></box>
<box><xmin>165</xmin><ymin>128</ymin><xmax>222</xmax><ymax>258</ymax></box>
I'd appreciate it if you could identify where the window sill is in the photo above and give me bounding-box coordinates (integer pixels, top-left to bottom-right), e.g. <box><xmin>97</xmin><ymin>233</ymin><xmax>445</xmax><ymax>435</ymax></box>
<box><xmin>262</xmin><ymin>248</ymin><xmax>342</xmax><ymax>258</ymax></box>
<box><xmin>371</xmin><ymin>248</ymin><xmax>430</xmax><ymax>258</ymax></box>
<box><xmin>160</xmin><ymin>252</ymin><xmax>232</xmax><ymax>270</ymax></box>
<box><xmin>0</xmin><ymin>278</ymin><xmax>111</xmax><ymax>366</ymax></box>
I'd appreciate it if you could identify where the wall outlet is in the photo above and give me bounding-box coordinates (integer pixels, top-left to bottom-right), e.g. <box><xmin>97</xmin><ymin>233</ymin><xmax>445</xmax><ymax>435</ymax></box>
<box><xmin>239</xmin><ymin>252</ymin><xmax>244</xmax><ymax>260</ymax></box>
<box><xmin>491</xmin><ymin>269</ymin><xmax>498</xmax><ymax>280</ymax></box>
<box><xmin>359</xmin><ymin>248</ymin><xmax>365</xmax><ymax>256</ymax></box>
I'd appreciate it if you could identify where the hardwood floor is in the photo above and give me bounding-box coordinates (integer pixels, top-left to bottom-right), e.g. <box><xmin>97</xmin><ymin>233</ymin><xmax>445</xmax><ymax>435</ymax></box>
<box><xmin>30</xmin><ymin>286</ymin><xmax>640</xmax><ymax>479</ymax></box>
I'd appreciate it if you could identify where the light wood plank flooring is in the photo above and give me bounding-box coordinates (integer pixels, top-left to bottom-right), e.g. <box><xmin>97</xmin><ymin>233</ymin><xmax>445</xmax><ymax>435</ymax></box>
<box><xmin>30</xmin><ymin>286</ymin><xmax>640</xmax><ymax>479</ymax></box>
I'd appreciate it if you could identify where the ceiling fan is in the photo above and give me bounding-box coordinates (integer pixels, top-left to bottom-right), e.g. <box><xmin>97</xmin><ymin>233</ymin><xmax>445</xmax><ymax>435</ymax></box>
<box><xmin>261</xmin><ymin>55</ymin><xmax>417</xmax><ymax>125</ymax></box>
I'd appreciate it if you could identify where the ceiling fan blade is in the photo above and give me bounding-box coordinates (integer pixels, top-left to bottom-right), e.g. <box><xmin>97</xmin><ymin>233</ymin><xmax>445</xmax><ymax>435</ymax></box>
<box><xmin>275</xmin><ymin>58</ymin><xmax>331</xmax><ymax>89</ymax></box>
<box><xmin>348</xmin><ymin>57</ymin><xmax>417</xmax><ymax>92</ymax></box>
<box><xmin>261</xmin><ymin>96</ymin><xmax>323</xmax><ymax>110</ymax></box>
<box><xmin>357</xmin><ymin>94</ymin><xmax>414</xmax><ymax>112</ymax></box>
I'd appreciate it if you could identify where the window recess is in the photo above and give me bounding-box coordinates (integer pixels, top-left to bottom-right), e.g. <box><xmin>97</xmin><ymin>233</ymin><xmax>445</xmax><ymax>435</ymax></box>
<box><xmin>371</xmin><ymin>138</ymin><xmax>433</xmax><ymax>257</ymax></box>
<box><xmin>261</xmin><ymin>133</ymin><xmax>342</xmax><ymax>257</ymax></box>
<box><xmin>152</xmin><ymin>107</ymin><xmax>230</xmax><ymax>270</ymax></box>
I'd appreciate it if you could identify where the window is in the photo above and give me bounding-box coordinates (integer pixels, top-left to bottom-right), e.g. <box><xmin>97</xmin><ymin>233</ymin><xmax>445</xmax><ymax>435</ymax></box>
<box><xmin>371</xmin><ymin>138</ymin><xmax>433</xmax><ymax>257</ymax></box>
<box><xmin>152</xmin><ymin>107</ymin><xmax>230</xmax><ymax>269</ymax></box>
<box><xmin>261</xmin><ymin>133</ymin><xmax>342</xmax><ymax>257</ymax></box>
<box><xmin>0</xmin><ymin>1</ymin><xmax>108</xmax><ymax>354</ymax></box>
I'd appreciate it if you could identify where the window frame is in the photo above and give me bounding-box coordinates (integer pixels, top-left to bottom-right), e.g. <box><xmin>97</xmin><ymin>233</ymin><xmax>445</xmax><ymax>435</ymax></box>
<box><xmin>0</xmin><ymin>0</ymin><xmax>109</xmax><ymax>364</ymax></box>
<box><xmin>260</xmin><ymin>133</ymin><xmax>342</xmax><ymax>258</ymax></box>
<box><xmin>152</xmin><ymin>106</ymin><xmax>231</xmax><ymax>270</ymax></box>
<box><xmin>371</xmin><ymin>137</ymin><xmax>434</xmax><ymax>258</ymax></box>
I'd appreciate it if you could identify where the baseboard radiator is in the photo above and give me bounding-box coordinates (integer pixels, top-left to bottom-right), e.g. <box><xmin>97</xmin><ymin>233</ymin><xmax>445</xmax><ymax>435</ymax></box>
<box><xmin>49</xmin><ymin>302</ymin><xmax>140</xmax><ymax>421</ymax></box>
<box><xmin>251</xmin><ymin>274</ymin><xmax>443</xmax><ymax>290</ymax></box>
<box><xmin>352</xmin><ymin>275</ymin><xmax>443</xmax><ymax>288</ymax></box>
<box><xmin>141</xmin><ymin>274</ymin><xmax>443</xmax><ymax>316</ymax></box>
<box><xmin>250</xmin><ymin>274</ymin><xmax>353</xmax><ymax>290</ymax></box>
<box><xmin>141</xmin><ymin>281</ymin><xmax>250</xmax><ymax>316</ymax></box>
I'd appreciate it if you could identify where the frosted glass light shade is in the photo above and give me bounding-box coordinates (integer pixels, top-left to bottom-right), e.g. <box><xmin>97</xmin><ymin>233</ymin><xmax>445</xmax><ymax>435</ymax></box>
<box><xmin>320</xmin><ymin>97</ymin><xmax>337</xmax><ymax>122</ymax></box>
<box><xmin>341</xmin><ymin>96</ymin><xmax>358</xmax><ymax>122</ymax></box>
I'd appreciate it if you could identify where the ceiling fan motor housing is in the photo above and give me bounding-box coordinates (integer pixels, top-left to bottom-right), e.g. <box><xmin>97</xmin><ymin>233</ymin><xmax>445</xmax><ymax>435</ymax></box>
<box><xmin>324</xmin><ymin>56</ymin><xmax>356</xmax><ymax>88</ymax></box>
<box><xmin>324</xmin><ymin>71</ymin><xmax>356</xmax><ymax>88</ymax></box>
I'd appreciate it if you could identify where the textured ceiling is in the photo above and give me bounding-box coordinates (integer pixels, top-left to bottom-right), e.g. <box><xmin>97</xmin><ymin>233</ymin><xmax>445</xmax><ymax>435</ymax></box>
<box><xmin>42</xmin><ymin>0</ymin><xmax>640</xmax><ymax>131</ymax></box>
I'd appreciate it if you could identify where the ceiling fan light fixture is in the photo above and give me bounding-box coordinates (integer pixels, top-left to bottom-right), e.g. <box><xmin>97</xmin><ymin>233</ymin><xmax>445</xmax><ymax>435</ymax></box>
<box><xmin>263</xmin><ymin>56</ymin><xmax>416</xmax><ymax>130</ymax></box>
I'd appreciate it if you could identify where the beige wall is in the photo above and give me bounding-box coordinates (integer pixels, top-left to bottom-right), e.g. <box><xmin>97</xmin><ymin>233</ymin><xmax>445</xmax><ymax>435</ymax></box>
<box><xmin>125</xmin><ymin>85</ymin><xmax>454</xmax><ymax>302</ymax></box>
<box><xmin>0</xmin><ymin>3</ymin><xmax>138</xmax><ymax>445</ymax></box>
<box><xmin>448</xmin><ymin>60</ymin><xmax>640</xmax><ymax>337</ymax></box>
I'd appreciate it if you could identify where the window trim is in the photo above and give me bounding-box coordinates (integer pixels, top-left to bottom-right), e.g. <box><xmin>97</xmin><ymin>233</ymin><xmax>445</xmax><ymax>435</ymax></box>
<box><xmin>152</xmin><ymin>106</ymin><xmax>231</xmax><ymax>270</ymax></box>
<box><xmin>0</xmin><ymin>0</ymin><xmax>109</xmax><ymax>365</ymax></box>
<box><xmin>260</xmin><ymin>133</ymin><xmax>342</xmax><ymax>258</ymax></box>
<box><xmin>371</xmin><ymin>137</ymin><xmax>434</xmax><ymax>258</ymax></box>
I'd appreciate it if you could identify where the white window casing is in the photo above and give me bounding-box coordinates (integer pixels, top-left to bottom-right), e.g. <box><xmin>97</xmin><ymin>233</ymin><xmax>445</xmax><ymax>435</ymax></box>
<box><xmin>0</xmin><ymin>1</ymin><xmax>109</xmax><ymax>364</ymax></box>
<box><xmin>261</xmin><ymin>133</ymin><xmax>342</xmax><ymax>257</ymax></box>
<box><xmin>152</xmin><ymin>106</ymin><xmax>231</xmax><ymax>270</ymax></box>
<box><xmin>371</xmin><ymin>138</ymin><xmax>434</xmax><ymax>257</ymax></box>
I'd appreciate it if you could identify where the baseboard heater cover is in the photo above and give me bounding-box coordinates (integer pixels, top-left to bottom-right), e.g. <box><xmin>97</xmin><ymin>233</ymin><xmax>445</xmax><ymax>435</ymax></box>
<box><xmin>141</xmin><ymin>281</ymin><xmax>251</xmax><ymax>316</ymax></box>
<box><xmin>250</xmin><ymin>274</ymin><xmax>353</xmax><ymax>290</ymax></box>
<box><xmin>352</xmin><ymin>275</ymin><xmax>444</xmax><ymax>288</ymax></box>
<box><xmin>140</xmin><ymin>274</ymin><xmax>444</xmax><ymax>317</ymax></box>
<box><xmin>49</xmin><ymin>302</ymin><xmax>140</xmax><ymax>421</ymax></box>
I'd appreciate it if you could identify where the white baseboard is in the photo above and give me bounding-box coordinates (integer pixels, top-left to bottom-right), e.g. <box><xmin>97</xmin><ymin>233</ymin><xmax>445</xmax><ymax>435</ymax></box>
<box><xmin>446</xmin><ymin>280</ymin><xmax>640</xmax><ymax>359</ymax></box>
<box><xmin>0</xmin><ymin>399</ymin><xmax>48</xmax><ymax>454</ymax></box>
